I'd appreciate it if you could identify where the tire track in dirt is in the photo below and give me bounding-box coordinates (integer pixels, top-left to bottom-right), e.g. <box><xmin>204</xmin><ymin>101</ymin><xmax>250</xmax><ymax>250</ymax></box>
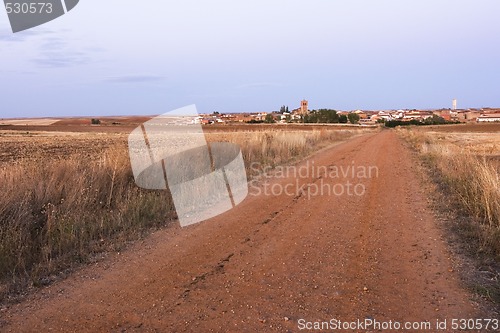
<box><xmin>1</xmin><ymin>131</ymin><xmax>481</xmax><ymax>332</ymax></box>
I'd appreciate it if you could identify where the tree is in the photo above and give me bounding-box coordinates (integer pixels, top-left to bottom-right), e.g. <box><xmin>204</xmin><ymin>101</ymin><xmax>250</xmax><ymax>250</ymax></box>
<box><xmin>279</xmin><ymin>105</ymin><xmax>286</xmax><ymax>113</ymax></box>
<box><xmin>348</xmin><ymin>113</ymin><xmax>360</xmax><ymax>124</ymax></box>
<box><xmin>264</xmin><ymin>114</ymin><xmax>276</xmax><ymax>123</ymax></box>
<box><xmin>303</xmin><ymin>109</ymin><xmax>339</xmax><ymax>123</ymax></box>
<box><xmin>339</xmin><ymin>114</ymin><xmax>348</xmax><ymax>123</ymax></box>
<box><xmin>423</xmin><ymin>114</ymin><xmax>446</xmax><ymax>125</ymax></box>
<box><xmin>91</xmin><ymin>118</ymin><xmax>101</xmax><ymax>125</ymax></box>
<box><xmin>317</xmin><ymin>109</ymin><xmax>339</xmax><ymax>123</ymax></box>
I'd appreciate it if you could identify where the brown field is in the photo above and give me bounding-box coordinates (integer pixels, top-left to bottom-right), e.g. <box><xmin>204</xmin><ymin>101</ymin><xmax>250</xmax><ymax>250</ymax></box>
<box><xmin>0</xmin><ymin>119</ymin><xmax>62</xmax><ymax>126</ymax></box>
<box><xmin>0</xmin><ymin>131</ymin><xmax>128</xmax><ymax>165</ymax></box>
<box><xmin>414</xmin><ymin>127</ymin><xmax>500</xmax><ymax>166</ymax></box>
<box><xmin>0</xmin><ymin>115</ymin><xmax>154</xmax><ymax>133</ymax></box>
<box><xmin>0</xmin><ymin>120</ymin><xmax>370</xmax><ymax>165</ymax></box>
<box><xmin>0</xmin><ymin>120</ymin><xmax>368</xmax><ymax>134</ymax></box>
<box><xmin>418</xmin><ymin>122</ymin><xmax>500</xmax><ymax>133</ymax></box>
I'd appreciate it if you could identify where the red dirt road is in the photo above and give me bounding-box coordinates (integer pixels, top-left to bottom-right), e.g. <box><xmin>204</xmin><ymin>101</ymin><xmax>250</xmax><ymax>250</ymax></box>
<box><xmin>2</xmin><ymin>131</ymin><xmax>481</xmax><ymax>332</ymax></box>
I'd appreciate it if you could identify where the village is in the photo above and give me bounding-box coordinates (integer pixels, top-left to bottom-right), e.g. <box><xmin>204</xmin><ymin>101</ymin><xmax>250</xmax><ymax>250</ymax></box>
<box><xmin>195</xmin><ymin>99</ymin><xmax>500</xmax><ymax>125</ymax></box>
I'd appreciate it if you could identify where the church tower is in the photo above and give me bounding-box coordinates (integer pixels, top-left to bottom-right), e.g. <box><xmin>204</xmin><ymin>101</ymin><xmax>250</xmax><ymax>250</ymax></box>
<box><xmin>300</xmin><ymin>100</ymin><xmax>308</xmax><ymax>114</ymax></box>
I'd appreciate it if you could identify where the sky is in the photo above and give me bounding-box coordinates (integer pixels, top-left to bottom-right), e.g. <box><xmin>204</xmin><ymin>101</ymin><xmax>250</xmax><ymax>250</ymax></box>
<box><xmin>1</xmin><ymin>0</ymin><xmax>500</xmax><ymax>118</ymax></box>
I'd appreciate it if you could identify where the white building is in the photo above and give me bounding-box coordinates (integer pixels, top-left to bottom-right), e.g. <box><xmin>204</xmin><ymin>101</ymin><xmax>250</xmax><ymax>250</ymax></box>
<box><xmin>477</xmin><ymin>114</ymin><xmax>500</xmax><ymax>122</ymax></box>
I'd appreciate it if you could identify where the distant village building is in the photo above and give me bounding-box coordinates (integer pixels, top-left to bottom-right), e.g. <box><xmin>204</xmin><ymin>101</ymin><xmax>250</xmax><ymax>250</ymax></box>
<box><xmin>291</xmin><ymin>99</ymin><xmax>309</xmax><ymax>116</ymax></box>
<box><xmin>477</xmin><ymin>113</ymin><xmax>500</xmax><ymax>122</ymax></box>
<box><xmin>255</xmin><ymin>113</ymin><xmax>268</xmax><ymax>121</ymax></box>
<box><xmin>464</xmin><ymin>110</ymin><xmax>481</xmax><ymax>122</ymax></box>
<box><xmin>403</xmin><ymin>111</ymin><xmax>424</xmax><ymax>121</ymax></box>
<box><xmin>194</xmin><ymin>103</ymin><xmax>500</xmax><ymax>126</ymax></box>
<box><xmin>433</xmin><ymin>109</ymin><xmax>451</xmax><ymax>121</ymax></box>
<box><xmin>300</xmin><ymin>100</ymin><xmax>308</xmax><ymax>114</ymax></box>
<box><xmin>353</xmin><ymin>110</ymin><xmax>367</xmax><ymax>119</ymax></box>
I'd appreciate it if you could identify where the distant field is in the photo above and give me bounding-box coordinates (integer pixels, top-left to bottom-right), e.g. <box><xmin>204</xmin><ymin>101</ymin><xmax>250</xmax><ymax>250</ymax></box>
<box><xmin>411</xmin><ymin>122</ymin><xmax>500</xmax><ymax>167</ymax></box>
<box><xmin>414</xmin><ymin>124</ymin><xmax>500</xmax><ymax>167</ymax></box>
<box><xmin>0</xmin><ymin>122</ymin><xmax>369</xmax><ymax>164</ymax></box>
<box><xmin>0</xmin><ymin>118</ymin><xmax>62</xmax><ymax>126</ymax></box>
<box><xmin>420</xmin><ymin>122</ymin><xmax>500</xmax><ymax>133</ymax></box>
<box><xmin>424</xmin><ymin>132</ymin><xmax>500</xmax><ymax>160</ymax></box>
<box><xmin>0</xmin><ymin>117</ymin><xmax>368</xmax><ymax>134</ymax></box>
<box><xmin>0</xmin><ymin>131</ymin><xmax>127</xmax><ymax>165</ymax></box>
<box><xmin>0</xmin><ymin>115</ymin><xmax>154</xmax><ymax>133</ymax></box>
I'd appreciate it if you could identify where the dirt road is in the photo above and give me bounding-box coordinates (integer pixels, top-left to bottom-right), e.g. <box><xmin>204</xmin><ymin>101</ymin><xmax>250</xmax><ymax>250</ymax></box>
<box><xmin>2</xmin><ymin>131</ymin><xmax>481</xmax><ymax>332</ymax></box>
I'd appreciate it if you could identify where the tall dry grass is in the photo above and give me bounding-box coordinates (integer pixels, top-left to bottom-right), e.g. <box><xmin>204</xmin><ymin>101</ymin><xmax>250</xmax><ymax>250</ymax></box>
<box><xmin>0</xmin><ymin>127</ymin><xmax>365</xmax><ymax>299</ymax></box>
<box><xmin>399</xmin><ymin>129</ymin><xmax>500</xmax><ymax>255</ymax></box>
<box><xmin>206</xmin><ymin>128</ymin><xmax>361</xmax><ymax>177</ymax></box>
<box><xmin>0</xmin><ymin>148</ymin><xmax>174</xmax><ymax>298</ymax></box>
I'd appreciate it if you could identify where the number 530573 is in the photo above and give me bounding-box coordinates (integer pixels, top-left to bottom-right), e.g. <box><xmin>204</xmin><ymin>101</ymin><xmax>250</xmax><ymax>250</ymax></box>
<box><xmin>5</xmin><ymin>2</ymin><xmax>53</xmax><ymax>14</ymax></box>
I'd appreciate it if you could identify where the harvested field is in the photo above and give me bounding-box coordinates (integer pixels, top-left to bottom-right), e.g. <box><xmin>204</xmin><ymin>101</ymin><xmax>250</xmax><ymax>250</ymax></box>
<box><xmin>420</xmin><ymin>122</ymin><xmax>500</xmax><ymax>133</ymax></box>
<box><xmin>0</xmin><ymin>131</ymin><xmax>127</xmax><ymax>165</ymax></box>
<box><xmin>0</xmin><ymin>119</ymin><xmax>62</xmax><ymax>126</ymax></box>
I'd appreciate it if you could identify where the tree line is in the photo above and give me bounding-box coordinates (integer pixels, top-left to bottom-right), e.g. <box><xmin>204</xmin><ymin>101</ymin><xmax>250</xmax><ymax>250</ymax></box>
<box><xmin>303</xmin><ymin>109</ymin><xmax>359</xmax><ymax>124</ymax></box>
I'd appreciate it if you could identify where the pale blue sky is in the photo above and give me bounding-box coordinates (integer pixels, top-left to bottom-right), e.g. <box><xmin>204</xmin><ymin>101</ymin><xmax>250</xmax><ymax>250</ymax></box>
<box><xmin>1</xmin><ymin>0</ymin><xmax>500</xmax><ymax>118</ymax></box>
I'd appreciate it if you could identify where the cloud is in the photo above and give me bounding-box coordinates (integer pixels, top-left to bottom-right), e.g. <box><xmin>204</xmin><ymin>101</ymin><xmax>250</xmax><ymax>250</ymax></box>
<box><xmin>0</xmin><ymin>27</ymin><xmax>92</xmax><ymax>68</ymax></box>
<box><xmin>31</xmin><ymin>36</ymin><xmax>91</xmax><ymax>68</ymax></box>
<box><xmin>32</xmin><ymin>52</ymin><xmax>90</xmax><ymax>67</ymax></box>
<box><xmin>0</xmin><ymin>69</ymin><xmax>36</xmax><ymax>75</ymax></box>
<box><xmin>39</xmin><ymin>36</ymin><xmax>68</xmax><ymax>49</ymax></box>
<box><xmin>0</xmin><ymin>28</ymin><xmax>53</xmax><ymax>42</ymax></box>
<box><xmin>105</xmin><ymin>75</ymin><xmax>166</xmax><ymax>83</ymax></box>
<box><xmin>236</xmin><ymin>82</ymin><xmax>284</xmax><ymax>89</ymax></box>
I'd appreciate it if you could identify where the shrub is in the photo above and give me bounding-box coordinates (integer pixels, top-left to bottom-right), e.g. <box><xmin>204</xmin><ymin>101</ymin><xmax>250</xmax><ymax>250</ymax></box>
<box><xmin>348</xmin><ymin>113</ymin><xmax>360</xmax><ymax>124</ymax></box>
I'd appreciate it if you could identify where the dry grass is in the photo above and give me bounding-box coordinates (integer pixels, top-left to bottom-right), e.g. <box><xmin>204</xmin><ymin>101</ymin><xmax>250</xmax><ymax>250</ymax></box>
<box><xmin>399</xmin><ymin>128</ymin><xmax>500</xmax><ymax>255</ymax></box>
<box><xmin>0</xmin><ymin>126</ymin><xmax>369</xmax><ymax>301</ymax></box>
<box><xmin>0</xmin><ymin>148</ymin><xmax>174</xmax><ymax>298</ymax></box>
<box><xmin>205</xmin><ymin>128</ymin><xmax>364</xmax><ymax>177</ymax></box>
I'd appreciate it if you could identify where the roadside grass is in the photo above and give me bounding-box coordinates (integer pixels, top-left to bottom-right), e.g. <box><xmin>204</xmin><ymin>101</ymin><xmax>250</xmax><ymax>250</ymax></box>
<box><xmin>205</xmin><ymin>128</ymin><xmax>363</xmax><ymax>177</ymax></box>
<box><xmin>399</xmin><ymin>129</ymin><xmax>500</xmax><ymax>255</ymax></box>
<box><xmin>0</xmin><ymin>148</ymin><xmax>174</xmax><ymax>299</ymax></box>
<box><xmin>472</xmin><ymin>284</ymin><xmax>500</xmax><ymax>305</ymax></box>
<box><xmin>398</xmin><ymin>128</ymin><xmax>500</xmax><ymax>305</ymax></box>
<box><xmin>0</xmin><ymin>127</ymin><xmax>368</xmax><ymax>302</ymax></box>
